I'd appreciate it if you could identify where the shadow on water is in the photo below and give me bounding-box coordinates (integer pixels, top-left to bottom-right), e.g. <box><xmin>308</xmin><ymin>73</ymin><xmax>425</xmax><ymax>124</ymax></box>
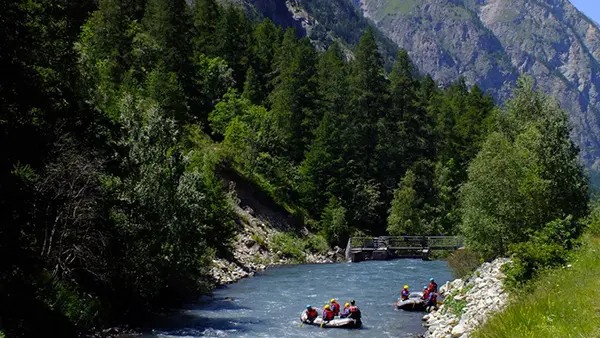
<box><xmin>142</xmin><ymin>311</ymin><xmax>263</xmax><ymax>336</ymax></box>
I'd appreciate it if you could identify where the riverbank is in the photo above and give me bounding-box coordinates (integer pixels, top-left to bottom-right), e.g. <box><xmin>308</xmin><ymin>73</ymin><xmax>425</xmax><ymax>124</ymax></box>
<box><xmin>471</xmin><ymin>234</ymin><xmax>600</xmax><ymax>337</ymax></box>
<box><xmin>210</xmin><ymin>201</ymin><xmax>345</xmax><ymax>285</ymax></box>
<box><xmin>422</xmin><ymin>257</ymin><xmax>511</xmax><ymax>338</ymax></box>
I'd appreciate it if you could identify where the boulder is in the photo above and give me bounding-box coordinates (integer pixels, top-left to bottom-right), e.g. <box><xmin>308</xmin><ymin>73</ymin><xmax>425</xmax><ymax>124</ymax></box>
<box><xmin>451</xmin><ymin>324</ymin><xmax>466</xmax><ymax>337</ymax></box>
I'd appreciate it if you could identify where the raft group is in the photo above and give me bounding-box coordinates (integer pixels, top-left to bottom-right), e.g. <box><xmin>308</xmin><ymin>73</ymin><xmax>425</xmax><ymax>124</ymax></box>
<box><xmin>299</xmin><ymin>278</ymin><xmax>439</xmax><ymax>330</ymax></box>
<box><xmin>300</xmin><ymin>299</ymin><xmax>362</xmax><ymax>328</ymax></box>
<box><xmin>396</xmin><ymin>277</ymin><xmax>440</xmax><ymax>312</ymax></box>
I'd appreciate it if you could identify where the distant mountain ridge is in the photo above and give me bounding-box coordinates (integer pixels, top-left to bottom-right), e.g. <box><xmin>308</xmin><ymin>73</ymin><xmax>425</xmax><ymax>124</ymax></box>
<box><xmin>236</xmin><ymin>0</ymin><xmax>600</xmax><ymax>174</ymax></box>
<box><xmin>357</xmin><ymin>0</ymin><xmax>600</xmax><ymax>169</ymax></box>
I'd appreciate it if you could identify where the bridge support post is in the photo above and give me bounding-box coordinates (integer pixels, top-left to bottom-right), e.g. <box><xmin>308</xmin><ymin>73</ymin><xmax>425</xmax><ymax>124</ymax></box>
<box><xmin>345</xmin><ymin>238</ymin><xmax>352</xmax><ymax>261</ymax></box>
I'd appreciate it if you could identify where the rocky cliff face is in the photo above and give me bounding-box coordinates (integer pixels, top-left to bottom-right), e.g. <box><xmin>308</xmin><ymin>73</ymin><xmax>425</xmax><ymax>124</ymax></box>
<box><xmin>358</xmin><ymin>0</ymin><xmax>600</xmax><ymax>168</ymax></box>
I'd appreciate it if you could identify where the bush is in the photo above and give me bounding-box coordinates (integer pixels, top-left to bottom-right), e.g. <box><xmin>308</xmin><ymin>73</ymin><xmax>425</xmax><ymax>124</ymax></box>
<box><xmin>272</xmin><ymin>232</ymin><xmax>306</xmax><ymax>262</ymax></box>
<box><xmin>504</xmin><ymin>216</ymin><xmax>578</xmax><ymax>289</ymax></box>
<box><xmin>586</xmin><ymin>200</ymin><xmax>600</xmax><ymax>237</ymax></box>
<box><xmin>447</xmin><ymin>249</ymin><xmax>481</xmax><ymax>279</ymax></box>
<box><xmin>251</xmin><ymin>233</ymin><xmax>267</xmax><ymax>249</ymax></box>
<box><xmin>320</xmin><ymin>197</ymin><xmax>349</xmax><ymax>246</ymax></box>
<box><xmin>304</xmin><ymin>234</ymin><xmax>329</xmax><ymax>254</ymax></box>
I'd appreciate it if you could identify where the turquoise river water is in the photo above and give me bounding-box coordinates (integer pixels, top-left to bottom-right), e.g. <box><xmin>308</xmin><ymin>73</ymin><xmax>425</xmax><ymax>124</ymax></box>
<box><xmin>142</xmin><ymin>259</ymin><xmax>453</xmax><ymax>338</ymax></box>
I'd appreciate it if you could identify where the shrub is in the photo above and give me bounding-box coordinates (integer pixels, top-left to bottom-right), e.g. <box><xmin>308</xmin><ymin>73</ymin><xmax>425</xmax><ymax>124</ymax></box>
<box><xmin>304</xmin><ymin>234</ymin><xmax>329</xmax><ymax>254</ymax></box>
<box><xmin>272</xmin><ymin>232</ymin><xmax>306</xmax><ymax>263</ymax></box>
<box><xmin>251</xmin><ymin>233</ymin><xmax>267</xmax><ymax>249</ymax></box>
<box><xmin>586</xmin><ymin>200</ymin><xmax>600</xmax><ymax>237</ymax></box>
<box><xmin>504</xmin><ymin>216</ymin><xmax>578</xmax><ymax>289</ymax></box>
<box><xmin>320</xmin><ymin>197</ymin><xmax>349</xmax><ymax>246</ymax></box>
<box><xmin>447</xmin><ymin>249</ymin><xmax>481</xmax><ymax>279</ymax></box>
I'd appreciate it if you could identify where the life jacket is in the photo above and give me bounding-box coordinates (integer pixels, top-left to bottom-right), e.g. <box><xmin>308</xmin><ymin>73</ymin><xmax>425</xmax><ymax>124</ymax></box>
<box><xmin>428</xmin><ymin>282</ymin><xmax>438</xmax><ymax>293</ymax></box>
<box><xmin>306</xmin><ymin>308</ymin><xmax>318</xmax><ymax>320</ymax></box>
<box><xmin>323</xmin><ymin>309</ymin><xmax>334</xmax><ymax>321</ymax></box>
<box><xmin>348</xmin><ymin>305</ymin><xmax>361</xmax><ymax>319</ymax></box>
<box><xmin>331</xmin><ymin>301</ymin><xmax>340</xmax><ymax>315</ymax></box>
<box><xmin>422</xmin><ymin>289</ymin><xmax>430</xmax><ymax>300</ymax></box>
<box><xmin>401</xmin><ymin>289</ymin><xmax>410</xmax><ymax>300</ymax></box>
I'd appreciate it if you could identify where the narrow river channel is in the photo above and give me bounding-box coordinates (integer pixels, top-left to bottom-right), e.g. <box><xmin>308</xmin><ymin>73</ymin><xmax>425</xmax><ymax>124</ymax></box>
<box><xmin>143</xmin><ymin>259</ymin><xmax>453</xmax><ymax>337</ymax></box>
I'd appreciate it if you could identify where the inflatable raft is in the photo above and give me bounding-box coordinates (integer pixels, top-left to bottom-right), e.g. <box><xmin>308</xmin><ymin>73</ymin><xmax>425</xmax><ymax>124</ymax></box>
<box><xmin>300</xmin><ymin>312</ymin><xmax>362</xmax><ymax>328</ymax></box>
<box><xmin>395</xmin><ymin>292</ymin><xmax>426</xmax><ymax>311</ymax></box>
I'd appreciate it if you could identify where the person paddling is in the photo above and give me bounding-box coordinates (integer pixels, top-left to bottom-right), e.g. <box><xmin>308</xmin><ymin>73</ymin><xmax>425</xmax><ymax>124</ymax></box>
<box><xmin>330</xmin><ymin>298</ymin><xmax>341</xmax><ymax>316</ymax></box>
<box><xmin>421</xmin><ymin>285</ymin><xmax>430</xmax><ymax>301</ymax></box>
<box><xmin>400</xmin><ymin>285</ymin><xmax>410</xmax><ymax>301</ymax></box>
<box><xmin>428</xmin><ymin>278</ymin><xmax>438</xmax><ymax>293</ymax></box>
<box><xmin>425</xmin><ymin>291</ymin><xmax>438</xmax><ymax>311</ymax></box>
<box><xmin>340</xmin><ymin>302</ymin><xmax>351</xmax><ymax>318</ymax></box>
<box><xmin>303</xmin><ymin>304</ymin><xmax>318</xmax><ymax>322</ymax></box>
<box><xmin>348</xmin><ymin>300</ymin><xmax>362</xmax><ymax>320</ymax></box>
<box><xmin>322</xmin><ymin>304</ymin><xmax>335</xmax><ymax>321</ymax></box>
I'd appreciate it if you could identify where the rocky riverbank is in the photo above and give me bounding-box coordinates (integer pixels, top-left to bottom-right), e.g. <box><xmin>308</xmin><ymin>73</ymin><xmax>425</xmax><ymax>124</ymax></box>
<box><xmin>210</xmin><ymin>203</ymin><xmax>345</xmax><ymax>285</ymax></box>
<box><xmin>423</xmin><ymin>258</ymin><xmax>511</xmax><ymax>338</ymax></box>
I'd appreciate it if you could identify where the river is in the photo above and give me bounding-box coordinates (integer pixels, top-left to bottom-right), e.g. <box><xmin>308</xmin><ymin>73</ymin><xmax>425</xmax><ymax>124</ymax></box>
<box><xmin>142</xmin><ymin>259</ymin><xmax>453</xmax><ymax>338</ymax></box>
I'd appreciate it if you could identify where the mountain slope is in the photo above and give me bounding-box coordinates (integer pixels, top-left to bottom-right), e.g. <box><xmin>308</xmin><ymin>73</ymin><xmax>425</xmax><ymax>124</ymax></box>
<box><xmin>357</xmin><ymin>0</ymin><xmax>600</xmax><ymax>168</ymax></box>
<box><xmin>238</xmin><ymin>0</ymin><xmax>600</xmax><ymax>171</ymax></box>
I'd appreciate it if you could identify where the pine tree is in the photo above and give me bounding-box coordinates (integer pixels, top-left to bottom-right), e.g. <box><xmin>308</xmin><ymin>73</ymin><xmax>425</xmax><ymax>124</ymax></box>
<box><xmin>269</xmin><ymin>29</ymin><xmax>317</xmax><ymax>162</ymax></box>
<box><xmin>242</xmin><ymin>66</ymin><xmax>262</xmax><ymax>105</ymax></box>
<box><xmin>299</xmin><ymin>43</ymin><xmax>348</xmax><ymax>215</ymax></box>
<box><xmin>387</xmin><ymin>170</ymin><xmax>424</xmax><ymax>235</ymax></box>
<box><xmin>141</xmin><ymin>0</ymin><xmax>191</xmax><ymax>72</ymax></box>
<box><xmin>347</xmin><ymin>27</ymin><xmax>389</xmax><ymax>179</ymax></box>
<box><xmin>191</xmin><ymin>0</ymin><xmax>220</xmax><ymax>56</ymax></box>
<box><xmin>249</xmin><ymin>18</ymin><xmax>283</xmax><ymax>105</ymax></box>
<box><xmin>214</xmin><ymin>5</ymin><xmax>251</xmax><ymax>88</ymax></box>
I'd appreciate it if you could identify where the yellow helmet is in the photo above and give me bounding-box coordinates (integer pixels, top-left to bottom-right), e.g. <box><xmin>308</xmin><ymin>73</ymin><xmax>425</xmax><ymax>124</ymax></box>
<box><xmin>324</xmin><ymin>304</ymin><xmax>330</xmax><ymax>309</ymax></box>
<box><xmin>344</xmin><ymin>302</ymin><xmax>350</xmax><ymax>308</ymax></box>
<box><xmin>403</xmin><ymin>285</ymin><xmax>409</xmax><ymax>289</ymax></box>
<box><xmin>330</xmin><ymin>298</ymin><xmax>336</xmax><ymax>303</ymax></box>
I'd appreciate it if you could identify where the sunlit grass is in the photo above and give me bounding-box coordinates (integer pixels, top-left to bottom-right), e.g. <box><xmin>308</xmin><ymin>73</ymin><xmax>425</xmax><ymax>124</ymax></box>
<box><xmin>473</xmin><ymin>235</ymin><xmax>600</xmax><ymax>338</ymax></box>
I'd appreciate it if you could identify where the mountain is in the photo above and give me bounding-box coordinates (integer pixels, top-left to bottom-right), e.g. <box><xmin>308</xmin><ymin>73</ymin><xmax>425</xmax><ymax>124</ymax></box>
<box><xmin>239</xmin><ymin>0</ymin><xmax>600</xmax><ymax>173</ymax></box>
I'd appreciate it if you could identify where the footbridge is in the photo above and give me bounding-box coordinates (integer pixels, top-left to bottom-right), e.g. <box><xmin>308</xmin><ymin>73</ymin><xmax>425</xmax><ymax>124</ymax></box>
<box><xmin>345</xmin><ymin>236</ymin><xmax>464</xmax><ymax>262</ymax></box>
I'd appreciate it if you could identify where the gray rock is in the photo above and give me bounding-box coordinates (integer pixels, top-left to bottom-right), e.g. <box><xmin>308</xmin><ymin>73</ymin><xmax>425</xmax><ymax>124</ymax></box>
<box><xmin>451</xmin><ymin>324</ymin><xmax>466</xmax><ymax>337</ymax></box>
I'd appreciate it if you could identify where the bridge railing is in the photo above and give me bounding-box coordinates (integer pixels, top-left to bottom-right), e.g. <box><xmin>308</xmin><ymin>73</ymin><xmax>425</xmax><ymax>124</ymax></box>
<box><xmin>427</xmin><ymin>236</ymin><xmax>464</xmax><ymax>248</ymax></box>
<box><xmin>349</xmin><ymin>236</ymin><xmax>463</xmax><ymax>250</ymax></box>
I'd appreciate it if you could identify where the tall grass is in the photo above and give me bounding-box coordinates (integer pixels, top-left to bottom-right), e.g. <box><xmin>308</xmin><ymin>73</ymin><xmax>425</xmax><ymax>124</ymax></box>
<box><xmin>473</xmin><ymin>235</ymin><xmax>600</xmax><ymax>338</ymax></box>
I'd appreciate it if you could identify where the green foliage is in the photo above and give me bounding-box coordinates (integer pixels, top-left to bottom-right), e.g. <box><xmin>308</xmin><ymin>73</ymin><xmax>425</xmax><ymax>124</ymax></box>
<box><xmin>251</xmin><ymin>233</ymin><xmax>268</xmax><ymax>249</ymax></box>
<box><xmin>460</xmin><ymin>76</ymin><xmax>588</xmax><ymax>259</ymax></box>
<box><xmin>48</xmin><ymin>279</ymin><xmax>102</xmax><ymax>329</ymax></box>
<box><xmin>269</xmin><ymin>30</ymin><xmax>318</xmax><ymax>161</ymax></box>
<box><xmin>320</xmin><ymin>197</ymin><xmax>350</xmax><ymax>246</ymax></box>
<box><xmin>4</xmin><ymin>0</ymin><xmax>592</xmax><ymax>335</ymax></box>
<box><xmin>442</xmin><ymin>293</ymin><xmax>469</xmax><ymax>315</ymax></box>
<box><xmin>585</xmin><ymin>199</ymin><xmax>600</xmax><ymax>236</ymax></box>
<box><xmin>272</xmin><ymin>232</ymin><xmax>306</xmax><ymax>262</ymax></box>
<box><xmin>504</xmin><ymin>216</ymin><xmax>580</xmax><ymax>288</ymax></box>
<box><xmin>214</xmin><ymin>5</ymin><xmax>251</xmax><ymax>87</ymax></box>
<box><xmin>304</xmin><ymin>234</ymin><xmax>329</xmax><ymax>254</ymax></box>
<box><xmin>388</xmin><ymin>170</ymin><xmax>423</xmax><ymax>235</ymax></box>
<box><xmin>447</xmin><ymin>249</ymin><xmax>482</xmax><ymax>279</ymax></box>
<box><xmin>272</xmin><ymin>232</ymin><xmax>329</xmax><ymax>261</ymax></box>
<box><xmin>188</xmin><ymin>53</ymin><xmax>234</xmax><ymax>121</ymax></box>
<box><xmin>192</xmin><ymin>0</ymin><xmax>220</xmax><ymax>56</ymax></box>
<box><xmin>106</xmin><ymin>94</ymin><xmax>235</xmax><ymax>306</ymax></box>
<box><xmin>473</xmin><ymin>235</ymin><xmax>600</xmax><ymax>338</ymax></box>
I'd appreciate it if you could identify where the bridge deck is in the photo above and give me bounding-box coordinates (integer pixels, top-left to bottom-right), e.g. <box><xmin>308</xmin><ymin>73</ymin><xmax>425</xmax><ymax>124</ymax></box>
<box><xmin>346</xmin><ymin>235</ymin><xmax>464</xmax><ymax>262</ymax></box>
